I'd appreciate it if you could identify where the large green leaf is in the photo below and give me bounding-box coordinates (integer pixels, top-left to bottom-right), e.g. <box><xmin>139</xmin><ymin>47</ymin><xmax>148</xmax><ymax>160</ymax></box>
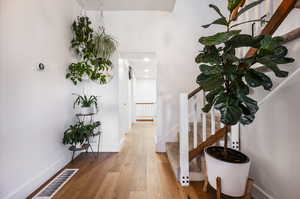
<box><xmin>195</xmin><ymin>46</ymin><xmax>221</xmax><ymax>64</ymax></box>
<box><xmin>199</xmin><ymin>30</ymin><xmax>241</xmax><ymax>46</ymax></box>
<box><xmin>206</xmin><ymin>87</ymin><xmax>225</xmax><ymax>104</ymax></box>
<box><xmin>260</xmin><ymin>36</ymin><xmax>284</xmax><ymax>52</ymax></box>
<box><xmin>209</xmin><ymin>4</ymin><xmax>226</xmax><ymax>18</ymax></box>
<box><xmin>215</xmin><ymin>96</ymin><xmax>242</xmax><ymax>125</ymax></box>
<box><xmin>240</xmin><ymin>114</ymin><xmax>255</xmax><ymax>125</ymax></box>
<box><xmin>228</xmin><ymin>0</ymin><xmax>243</xmax><ymax>11</ymax></box>
<box><xmin>220</xmin><ymin>105</ymin><xmax>242</xmax><ymax>125</ymax></box>
<box><xmin>240</xmin><ymin>95</ymin><xmax>259</xmax><ymax>114</ymax></box>
<box><xmin>202</xmin><ymin>17</ymin><xmax>228</xmax><ymax>28</ymax></box>
<box><xmin>234</xmin><ymin>80</ymin><xmax>250</xmax><ymax>98</ymax></box>
<box><xmin>197</xmin><ymin>73</ymin><xmax>224</xmax><ymax>91</ymax></box>
<box><xmin>237</xmin><ymin>0</ymin><xmax>264</xmax><ymax>17</ymax></box>
<box><xmin>257</xmin><ymin>58</ymin><xmax>289</xmax><ymax>77</ymax></box>
<box><xmin>226</xmin><ymin>34</ymin><xmax>264</xmax><ymax>48</ymax></box>
<box><xmin>202</xmin><ymin>103</ymin><xmax>214</xmax><ymax>113</ymax></box>
<box><xmin>199</xmin><ymin>64</ymin><xmax>223</xmax><ymax>75</ymax></box>
<box><xmin>245</xmin><ymin>69</ymin><xmax>273</xmax><ymax>90</ymax></box>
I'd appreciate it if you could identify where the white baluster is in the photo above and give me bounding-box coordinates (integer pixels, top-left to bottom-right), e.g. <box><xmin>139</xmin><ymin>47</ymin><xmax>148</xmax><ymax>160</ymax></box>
<box><xmin>193</xmin><ymin>95</ymin><xmax>197</xmax><ymax>149</ymax></box>
<box><xmin>202</xmin><ymin>91</ymin><xmax>207</xmax><ymax>141</ymax></box>
<box><xmin>211</xmin><ymin>108</ymin><xmax>216</xmax><ymax>135</ymax></box>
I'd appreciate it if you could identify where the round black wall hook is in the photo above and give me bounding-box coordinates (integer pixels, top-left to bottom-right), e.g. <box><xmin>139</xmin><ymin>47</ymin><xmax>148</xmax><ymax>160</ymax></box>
<box><xmin>38</xmin><ymin>63</ymin><xmax>45</xmax><ymax>71</ymax></box>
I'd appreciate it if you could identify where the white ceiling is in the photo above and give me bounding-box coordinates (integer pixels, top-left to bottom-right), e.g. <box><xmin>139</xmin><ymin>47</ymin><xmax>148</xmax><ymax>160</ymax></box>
<box><xmin>120</xmin><ymin>52</ymin><xmax>157</xmax><ymax>79</ymax></box>
<box><xmin>77</xmin><ymin>0</ymin><xmax>176</xmax><ymax>11</ymax></box>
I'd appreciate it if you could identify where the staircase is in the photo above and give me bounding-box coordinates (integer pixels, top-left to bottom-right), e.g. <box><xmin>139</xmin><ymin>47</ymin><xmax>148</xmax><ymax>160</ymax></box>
<box><xmin>165</xmin><ymin>91</ymin><xmax>240</xmax><ymax>186</ymax></box>
<box><xmin>164</xmin><ymin>0</ymin><xmax>299</xmax><ymax>187</ymax></box>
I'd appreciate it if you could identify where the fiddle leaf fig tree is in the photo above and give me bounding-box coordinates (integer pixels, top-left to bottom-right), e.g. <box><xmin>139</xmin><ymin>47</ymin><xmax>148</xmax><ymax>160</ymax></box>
<box><xmin>196</xmin><ymin>0</ymin><xmax>294</xmax><ymax>126</ymax></box>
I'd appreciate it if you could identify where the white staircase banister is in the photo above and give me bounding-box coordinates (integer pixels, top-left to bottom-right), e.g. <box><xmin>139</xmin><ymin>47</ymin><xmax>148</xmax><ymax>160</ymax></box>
<box><xmin>179</xmin><ymin>93</ymin><xmax>189</xmax><ymax>186</ymax></box>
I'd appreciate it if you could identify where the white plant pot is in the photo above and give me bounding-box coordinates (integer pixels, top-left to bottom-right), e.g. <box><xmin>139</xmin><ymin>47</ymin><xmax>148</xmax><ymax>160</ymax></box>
<box><xmin>205</xmin><ymin>146</ymin><xmax>251</xmax><ymax>197</ymax></box>
<box><xmin>80</xmin><ymin>106</ymin><xmax>94</xmax><ymax>115</ymax></box>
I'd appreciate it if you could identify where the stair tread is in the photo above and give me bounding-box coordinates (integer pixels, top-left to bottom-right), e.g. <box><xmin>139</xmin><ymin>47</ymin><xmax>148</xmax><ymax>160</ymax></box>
<box><xmin>166</xmin><ymin>142</ymin><xmax>202</xmax><ymax>174</ymax></box>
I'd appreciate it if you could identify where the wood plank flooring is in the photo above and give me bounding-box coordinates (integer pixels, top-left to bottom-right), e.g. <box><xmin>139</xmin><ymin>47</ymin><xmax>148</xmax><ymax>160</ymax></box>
<box><xmin>28</xmin><ymin>124</ymin><xmax>231</xmax><ymax>199</ymax></box>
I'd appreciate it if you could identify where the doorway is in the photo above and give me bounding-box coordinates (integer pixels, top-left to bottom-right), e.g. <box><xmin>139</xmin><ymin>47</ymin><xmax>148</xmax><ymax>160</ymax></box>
<box><xmin>119</xmin><ymin>52</ymin><xmax>158</xmax><ymax>129</ymax></box>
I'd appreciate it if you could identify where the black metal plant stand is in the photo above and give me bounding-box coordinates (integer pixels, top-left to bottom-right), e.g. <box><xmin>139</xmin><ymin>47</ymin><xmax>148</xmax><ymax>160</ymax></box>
<box><xmin>69</xmin><ymin>112</ymin><xmax>102</xmax><ymax>161</ymax></box>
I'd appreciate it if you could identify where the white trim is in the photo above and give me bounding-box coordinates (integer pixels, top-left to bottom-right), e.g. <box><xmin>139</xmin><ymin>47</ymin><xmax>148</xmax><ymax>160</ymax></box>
<box><xmin>252</xmin><ymin>184</ymin><xmax>274</xmax><ymax>199</ymax></box>
<box><xmin>3</xmin><ymin>153</ymin><xmax>72</xmax><ymax>199</ymax></box>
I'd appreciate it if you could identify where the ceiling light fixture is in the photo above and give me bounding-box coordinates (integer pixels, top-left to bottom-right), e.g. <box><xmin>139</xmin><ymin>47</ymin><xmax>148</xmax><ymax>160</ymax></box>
<box><xmin>144</xmin><ymin>69</ymin><xmax>150</xmax><ymax>72</ymax></box>
<box><xmin>143</xmin><ymin>57</ymin><xmax>150</xmax><ymax>62</ymax></box>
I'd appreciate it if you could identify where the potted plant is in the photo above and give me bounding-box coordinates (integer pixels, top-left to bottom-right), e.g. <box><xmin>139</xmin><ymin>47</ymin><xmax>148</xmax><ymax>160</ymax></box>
<box><xmin>73</xmin><ymin>94</ymin><xmax>98</xmax><ymax>114</ymax></box>
<box><xmin>196</xmin><ymin>0</ymin><xmax>294</xmax><ymax>197</ymax></box>
<box><xmin>66</xmin><ymin>16</ymin><xmax>115</xmax><ymax>85</ymax></box>
<box><xmin>94</xmin><ymin>26</ymin><xmax>118</xmax><ymax>60</ymax></box>
<box><xmin>63</xmin><ymin>121</ymin><xmax>100</xmax><ymax>149</ymax></box>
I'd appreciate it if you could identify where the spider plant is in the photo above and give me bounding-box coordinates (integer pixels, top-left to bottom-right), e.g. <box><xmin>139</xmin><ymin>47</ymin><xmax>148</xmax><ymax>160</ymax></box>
<box><xmin>94</xmin><ymin>26</ymin><xmax>118</xmax><ymax>60</ymax></box>
<box><xmin>73</xmin><ymin>94</ymin><xmax>98</xmax><ymax>110</ymax></box>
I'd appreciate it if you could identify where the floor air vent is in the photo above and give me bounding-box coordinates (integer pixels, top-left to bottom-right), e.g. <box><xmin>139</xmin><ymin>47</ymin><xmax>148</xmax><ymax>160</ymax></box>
<box><xmin>33</xmin><ymin>169</ymin><xmax>78</xmax><ymax>198</ymax></box>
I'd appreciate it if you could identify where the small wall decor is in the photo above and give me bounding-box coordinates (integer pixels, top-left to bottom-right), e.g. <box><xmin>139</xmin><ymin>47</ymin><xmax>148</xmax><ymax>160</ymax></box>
<box><xmin>38</xmin><ymin>63</ymin><xmax>45</xmax><ymax>71</ymax></box>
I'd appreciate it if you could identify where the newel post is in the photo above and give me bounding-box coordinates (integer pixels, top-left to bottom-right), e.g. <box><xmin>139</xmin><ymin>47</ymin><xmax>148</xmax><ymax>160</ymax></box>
<box><xmin>179</xmin><ymin>93</ymin><xmax>189</xmax><ymax>186</ymax></box>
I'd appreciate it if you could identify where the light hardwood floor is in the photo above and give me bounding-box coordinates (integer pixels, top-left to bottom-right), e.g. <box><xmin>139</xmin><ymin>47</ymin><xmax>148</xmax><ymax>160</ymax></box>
<box><xmin>28</xmin><ymin>124</ymin><xmax>222</xmax><ymax>199</ymax></box>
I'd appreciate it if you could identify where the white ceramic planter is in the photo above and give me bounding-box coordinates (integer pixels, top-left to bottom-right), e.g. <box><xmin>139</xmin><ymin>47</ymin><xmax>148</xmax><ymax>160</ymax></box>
<box><xmin>205</xmin><ymin>146</ymin><xmax>251</xmax><ymax>197</ymax></box>
<box><xmin>80</xmin><ymin>106</ymin><xmax>95</xmax><ymax>115</ymax></box>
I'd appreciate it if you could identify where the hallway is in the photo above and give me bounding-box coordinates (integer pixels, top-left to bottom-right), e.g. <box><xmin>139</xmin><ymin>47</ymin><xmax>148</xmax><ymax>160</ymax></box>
<box><xmin>29</xmin><ymin>124</ymin><xmax>207</xmax><ymax>199</ymax></box>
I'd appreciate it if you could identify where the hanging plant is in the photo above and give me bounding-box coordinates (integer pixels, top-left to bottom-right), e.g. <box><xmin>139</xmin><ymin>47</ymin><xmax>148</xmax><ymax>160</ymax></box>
<box><xmin>66</xmin><ymin>16</ymin><xmax>115</xmax><ymax>85</ymax></box>
<box><xmin>94</xmin><ymin>27</ymin><xmax>118</xmax><ymax>60</ymax></box>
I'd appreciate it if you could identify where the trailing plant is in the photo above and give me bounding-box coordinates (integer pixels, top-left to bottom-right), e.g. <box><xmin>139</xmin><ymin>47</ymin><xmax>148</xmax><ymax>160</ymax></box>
<box><xmin>94</xmin><ymin>27</ymin><xmax>118</xmax><ymax>60</ymax></box>
<box><xmin>63</xmin><ymin>121</ymin><xmax>100</xmax><ymax>146</ymax></box>
<box><xmin>196</xmin><ymin>0</ymin><xmax>294</xmax><ymax>153</ymax></box>
<box><xmin>66</xmin><ymin>16</ymin><xmax>114</xmax><ymax>85</ymax></box>
<box><xmin>73</xmin><ymin>94</ymin><xmax>98</xmax><ymax>110</ymax></box>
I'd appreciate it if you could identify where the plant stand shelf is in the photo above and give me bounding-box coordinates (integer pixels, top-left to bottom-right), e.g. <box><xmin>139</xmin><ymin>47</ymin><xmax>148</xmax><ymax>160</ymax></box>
<box><xmin>68</xmin><ymin>112</ymin><xmax>103</xmax><ymax>162</ymax></box>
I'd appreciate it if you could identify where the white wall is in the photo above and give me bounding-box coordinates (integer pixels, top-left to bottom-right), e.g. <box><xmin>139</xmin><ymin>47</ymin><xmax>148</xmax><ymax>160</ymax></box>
<box><xmin>0</xmin><ymin>0</ymin><xmax>80</xmax><ymax>198</ymax></box>
<box><xmin>84</xmin><ymin>55</ymin><xmax>120</xmax><ymax>152</ymax></box>
<box><xmin>87</xmin><ymin>0</ymin><xmax>227</xmax><ymax>145</ymax></box>
<box><xmin>135</xmin><ymin>79</ymin><xmax>157</xmax><ymax>103</ymax></box>
<box><xmin>239</xmin><ymin>1</ymin><xmax>300</xmax><ymax>198</ymax></box>
<box><xmin>118</xmin><ymin>59</ymin><xmax>131</xmax><ymax>135</ymax></box>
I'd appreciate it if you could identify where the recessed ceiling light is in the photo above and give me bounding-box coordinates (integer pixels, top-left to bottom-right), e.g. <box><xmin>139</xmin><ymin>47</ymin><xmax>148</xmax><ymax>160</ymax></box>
<box><xmin>143</xmin><ymin>57</ymin><xmax>150</xmax><ymax>62</ymax></box>
<box><xmin>144</xmin><ymin>69</ymin><xmax>150</xmax><ymax>72</ymax></box>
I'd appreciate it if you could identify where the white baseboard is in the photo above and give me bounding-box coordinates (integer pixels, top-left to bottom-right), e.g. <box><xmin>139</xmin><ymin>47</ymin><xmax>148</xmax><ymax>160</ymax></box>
<box><xmin>252</xmin><ymin>184</ymin><xmax>274</xmax><ymax>199</ymax></box>
<box><xmin>3</xmin><ymin>152</ymin><xmax>72</xmax><ymax>199</ymax></box>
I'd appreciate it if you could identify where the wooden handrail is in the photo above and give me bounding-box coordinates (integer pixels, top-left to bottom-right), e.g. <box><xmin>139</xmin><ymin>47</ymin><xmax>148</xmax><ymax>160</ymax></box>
<box><xmin>244</xmin><ymin>0</ymin><xmax>297</xmax><ymax>60</ymax></box>
<box><xmin>188</xmin><ymin>86</ymin><xmax>203</xmax><ymax>99</ymax></box>
<box><xmin>189</xmin><ymin>126</ymin><xmax>230</xmax><ymax>161</ymax></box>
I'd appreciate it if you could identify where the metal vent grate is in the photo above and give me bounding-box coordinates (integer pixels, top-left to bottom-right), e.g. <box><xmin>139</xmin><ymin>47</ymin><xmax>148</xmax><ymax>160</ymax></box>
<box><xmin>33</xmin><ymin>169</ymin><xmax>78</xmax><ymax>199</ymax></box>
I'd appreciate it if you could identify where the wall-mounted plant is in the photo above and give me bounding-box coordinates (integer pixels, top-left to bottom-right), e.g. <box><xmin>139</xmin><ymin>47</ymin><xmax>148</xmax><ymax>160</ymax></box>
<box><xmin>94</xmin><ymin>27</ymin><xmax>118</xmax><ymax>60</ymax></box>
<box><xmin>73</xmin><ymin>94</ymin><xmax>98</xmax><ymax>114</ymax></box>
<box><xmin>66</xmin><ymin>16</ymin><xmax>116</xmax><ymax>85</ymax></box>
<box><xmin>63</xmin><ymin>121</ymin><xmax>100</xmax><ymax>147</ymax></box>
<box><xmin>196</xmin><ymin>0</ymin><xmax>295</xmax><ymax>196</ymax></box>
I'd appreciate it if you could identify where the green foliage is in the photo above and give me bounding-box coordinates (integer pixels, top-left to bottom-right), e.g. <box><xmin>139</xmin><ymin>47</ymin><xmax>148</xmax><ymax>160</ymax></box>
<box><xmin>94</xmin><ymin>27</ymin><xmax>118</xmax><ymax>60</ymax></box>
<box><xmin>66</xmin><ymin>16</ymin><xmax>115</xmax><ymax>85</ymax></box>
<box><xmin>73</xmin><ymin>94</ymin><xmax>98</xmax><ymax>110</ymax></box>
<box><xmin>196</xmin><ymin>2</ymin><xmax>294</xmax><ymax>126</ymax></box>
<box><xmin>63</xmin><ymin>121</ymin><xmax>100</xmax><ymax>146</ymax></box>
<box><xmin>228</xmin><ymin>0</ymin><xmax>243</xmax><ymax>11</ymax></box>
